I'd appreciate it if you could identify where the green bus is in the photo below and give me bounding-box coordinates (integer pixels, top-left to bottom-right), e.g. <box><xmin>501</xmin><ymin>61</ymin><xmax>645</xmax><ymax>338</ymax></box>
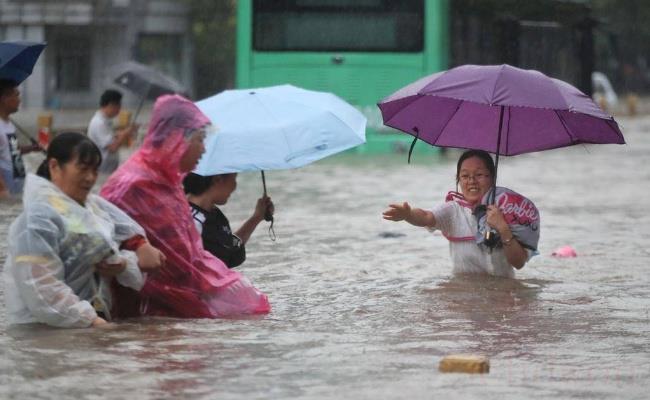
<box><xmin>235</xmin><ymin>0</ymin><xmax>449</xmax><ymax>154</ymax></box>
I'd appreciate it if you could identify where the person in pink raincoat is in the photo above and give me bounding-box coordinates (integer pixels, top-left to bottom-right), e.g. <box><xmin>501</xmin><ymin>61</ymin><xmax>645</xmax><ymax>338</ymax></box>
<box><xmin>100</xmin><ymin>94</ymin><xmax>270</xmax><ymax>318</ymax></box>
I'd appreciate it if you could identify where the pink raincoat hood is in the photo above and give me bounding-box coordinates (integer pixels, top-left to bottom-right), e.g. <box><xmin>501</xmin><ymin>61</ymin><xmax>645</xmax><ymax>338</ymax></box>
<box><xmin>138</xmin><ymin>94</ymin><xmax>210</xmax><ymax>185</ymax></box>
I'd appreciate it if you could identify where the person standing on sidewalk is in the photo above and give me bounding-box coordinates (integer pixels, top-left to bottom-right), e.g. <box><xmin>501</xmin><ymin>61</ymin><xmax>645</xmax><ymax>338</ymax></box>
<box><xmin>87</xmin><ymin>89</ymin><xmax>137</xmax><ymax>174</ymax></box>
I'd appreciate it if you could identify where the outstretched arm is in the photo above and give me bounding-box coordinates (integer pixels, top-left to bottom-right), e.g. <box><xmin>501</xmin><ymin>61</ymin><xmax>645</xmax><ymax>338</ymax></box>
<box><xmin>383</xmin><ymin>202</ymin><xmax>437</xmax><ymax>228</ymax></box>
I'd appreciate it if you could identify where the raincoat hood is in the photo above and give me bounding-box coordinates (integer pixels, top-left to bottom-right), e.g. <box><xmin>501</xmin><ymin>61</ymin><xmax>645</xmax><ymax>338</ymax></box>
<box><xmin>138</xmin><ymin>94</ymin><xmax>211</xmax><ymax>185</ymax></box>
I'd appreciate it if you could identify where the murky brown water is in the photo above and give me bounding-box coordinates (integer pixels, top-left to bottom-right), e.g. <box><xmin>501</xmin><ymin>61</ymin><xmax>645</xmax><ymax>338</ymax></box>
<box><xmin>1</xmin><ymin>116</ymin><xmax>649</xmax><ymax>399</ymax></box>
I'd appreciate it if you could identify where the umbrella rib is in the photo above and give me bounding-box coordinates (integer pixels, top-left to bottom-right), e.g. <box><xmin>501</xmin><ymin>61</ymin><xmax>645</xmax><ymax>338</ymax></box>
<box><xmin>254</xmin><ymin>94</ymin><xmax>295</xmax><ymax>160</ymax></box>
<box><xmin>284</xmin><ymin>94</ymin><xmax>362</xmax><ymax>141</ymax></box>
<box><xmin>382</xmin><ymin>96</ymin><xmax>419</xmax><ymax>128</ymax></box>
<box><xmin>435</xmin><ymin>99</ymin><xmax>463</xmax><ymax>146</ymax></box>
<box><xmin>488</xmin><ymin>65</ymin><xmax>507</xmax><ymax>104</ymax></box>
<box><xmin>319</xmin><ymin>101</ymin><xmax>365</xmax><ymax>142</ymax></box>
<box><xmin>504</xmin><ymin>106</ymin><xmax>511</xmax><ymax>155</ymax></box>
<box><xmin>553</xmin><ymin>110</ymin><xmax>577</xmax><ymax>144</ymax></box>
<box><xmin>607</xmin><ymin>119</ymin><xmax>626</xmax><ymax>143</ymax></box>
<box><xmin>550</xmin><ymin>78</ymin><xmax>573</xmax><ymax>110</ymax></box>
<box><xmin>386</xmin><ymin>95</ymin><xmax>463</xmax><ymax>145</ymax></box>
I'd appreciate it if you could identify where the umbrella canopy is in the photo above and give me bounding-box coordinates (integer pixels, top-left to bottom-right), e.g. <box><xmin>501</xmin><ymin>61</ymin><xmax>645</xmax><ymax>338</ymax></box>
<box><xmin>0</xmin><ymin>41</ymin><xmax>46</xmax><ymax>84</ymax></box>
<box><xmin>194</xmin><ymin>84</ymin><xmax>367</xmax><ymax>175</ymax></box>
<box><xmin>109</xmin><ymin>61</ymin><xmax>187</xmax><ymax>125</ymax></box>
<box><xmin>378</xmin><ymin>64</ymin><xmax>624</xmax><ymax>157</ymax></box>
<box><xmin>110</xmin><ymin>61</ymin><xmax>186</xmax><ymax>100</ymax></box>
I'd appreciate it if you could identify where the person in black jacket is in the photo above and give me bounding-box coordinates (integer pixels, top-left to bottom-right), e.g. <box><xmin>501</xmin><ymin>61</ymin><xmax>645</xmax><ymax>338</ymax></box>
<box><xmin>183</xmin><ymin>172</ymin><xmax>273</xmax><ymax>268</ymax></box>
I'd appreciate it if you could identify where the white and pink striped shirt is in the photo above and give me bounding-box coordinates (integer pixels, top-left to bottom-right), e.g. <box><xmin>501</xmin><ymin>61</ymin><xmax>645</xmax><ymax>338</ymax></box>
<box><xmin>430</xmin><ymin>196</ymin><xmax>524</xmax><ymax>278</ymax></box>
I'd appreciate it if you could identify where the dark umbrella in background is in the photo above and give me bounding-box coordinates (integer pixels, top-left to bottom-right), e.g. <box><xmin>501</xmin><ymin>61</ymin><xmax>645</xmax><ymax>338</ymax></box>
<box><xmin>0</xmin><ymin>41</ymin><xmax>46</xmax><ymax>84</ymax></box>
<box><xmin>0</xmin><ymin>40</ymin><xmax>47</xmax><ymax>150</ymax></box>
<box><xmin>109</xmin><ymin>61</ymin><xmax>186</xmax><ymax>124</ymax></box>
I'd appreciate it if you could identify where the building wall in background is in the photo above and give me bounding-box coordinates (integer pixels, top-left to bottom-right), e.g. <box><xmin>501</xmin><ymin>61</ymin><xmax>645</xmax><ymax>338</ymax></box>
<box><xmin>0</xmin><ymin>0</ymin><xmax>192</xmax><ymax>109</ymax></box>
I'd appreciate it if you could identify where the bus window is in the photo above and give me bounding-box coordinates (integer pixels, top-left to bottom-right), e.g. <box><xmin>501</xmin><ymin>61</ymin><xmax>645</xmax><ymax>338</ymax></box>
<box><xmin>253</xmin><ymin>0</ymin><xmax>424</xmax><ymax>52</ymax></box>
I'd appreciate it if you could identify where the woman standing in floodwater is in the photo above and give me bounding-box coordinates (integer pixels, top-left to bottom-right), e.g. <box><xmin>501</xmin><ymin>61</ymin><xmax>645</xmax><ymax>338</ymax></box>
<box><xmin>3</xmin><ymin>132</ymin><xmax>164</xmax><ymax>328</ymax></box>
<box><xmin>100</xmin><ymin>95</ymin><xmax>270</xmax><ymax>319</ymax></box>
<box><xmin>383</xmin><ymin>150</ymin><xmax>540</xmax><ymax>278</ymax></box>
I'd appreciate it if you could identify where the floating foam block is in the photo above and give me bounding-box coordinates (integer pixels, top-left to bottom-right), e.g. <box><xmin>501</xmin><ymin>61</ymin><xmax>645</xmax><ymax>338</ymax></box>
<box><xmin>439</xmin><ymin>354</ymin><xmax>490</xmax><ymax>373</ymax></box>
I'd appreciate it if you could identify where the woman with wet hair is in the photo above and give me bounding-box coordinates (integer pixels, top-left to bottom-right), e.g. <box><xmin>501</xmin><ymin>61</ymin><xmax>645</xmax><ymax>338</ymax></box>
<box><xmin>383</xmin><ymin>149</ymin><xmax>540</xmax><ymax>278</ymax></box>
<box><xmin>100</xmin><ymin>95</ymin><xmax>270</xmax><ymax>319</ymax></box>
<box><xmin>183</xmin><ymin>172</ymin><xmax>274</xmax><ymax>269</ymax></box>
<box><xmin>3</xmin><ymin>132</ymin><xmax>164</xmax><ymax>328</ymax></box>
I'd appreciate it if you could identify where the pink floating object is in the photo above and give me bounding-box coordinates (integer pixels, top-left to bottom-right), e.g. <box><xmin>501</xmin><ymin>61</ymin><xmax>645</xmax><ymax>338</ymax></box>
<box><xmin>552</xmin><ymin>245</ymin><xmax>577</xmax><ymax>258</ymax></box>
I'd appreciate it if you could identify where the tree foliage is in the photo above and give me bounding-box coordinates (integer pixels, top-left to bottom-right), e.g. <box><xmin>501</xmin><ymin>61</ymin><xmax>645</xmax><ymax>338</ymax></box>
<box><xmin>184</xmin><ymin>0</ymin><xmax>237</xmax><ymax>99</ymax></box>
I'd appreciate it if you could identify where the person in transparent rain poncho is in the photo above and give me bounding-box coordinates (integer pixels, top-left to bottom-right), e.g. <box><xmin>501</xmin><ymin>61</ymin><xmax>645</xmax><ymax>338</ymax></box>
<box><xmin>3</xmin><ymin>132</ymin><xmax>165</xmax><ymax>328</ymax></box>
<box><xmin>100</xmin><ymin>95</ymin><xmax>270</xmax><ymax>319</ymax></box>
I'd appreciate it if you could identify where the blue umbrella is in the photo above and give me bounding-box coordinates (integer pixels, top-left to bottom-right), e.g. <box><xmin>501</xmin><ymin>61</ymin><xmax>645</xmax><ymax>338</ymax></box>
<box><xmin>0</xmin><ymin>41</ymin><xmax>46</xmax><ymax>84</ymax></box>
<box><xmin>194</xmin><ymin>84</ymin><xmax>366</xmax><ymax>176</ymax></box>
<box><xmin>194</xmin><ymin>84</ymin><xmax>366</xmax><ymax>238</ymax></box>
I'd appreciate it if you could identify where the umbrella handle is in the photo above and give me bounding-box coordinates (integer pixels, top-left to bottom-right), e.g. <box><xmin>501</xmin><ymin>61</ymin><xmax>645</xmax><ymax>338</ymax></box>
<box><xmin>133</xmin><ymin>96</ymin><xmax>145</xmax><ymax>124</ymax></box>
<box><xmin>260</xmin><ymin>171</ymin><xmax>276</xmax><ymax>241</ymax></box>
<box><xmin>261</xmin><ymin>170</ymin><xmax>267</xmax><ymax>197</ymax></box>
<box><xmin>483</xmin><ymin>105</ymin><xmax>505</xmax><ymax>249</ymax></box>
<box><xmin>260</xmin><ymin>170</ymin><xmax>274</xmax><ymax>222</ymax></box>
<box><xmin>264</xmin><ymin>209</ymin><xmax>274</xmax><ymax>222</ymax></box>
<box><xmin>10</xmin><ymin>118</ymin><xmax>46</xmax><ymax>153</ymax></box>
<box><xmin>130</xmin><ymin>82</ymin><xmax>151</xmax><ymax>143</ymax></box>
<box><xmin>407</xmin><ymin>128</ymin><xmax>420</xmax><ymax>164</ymax></box>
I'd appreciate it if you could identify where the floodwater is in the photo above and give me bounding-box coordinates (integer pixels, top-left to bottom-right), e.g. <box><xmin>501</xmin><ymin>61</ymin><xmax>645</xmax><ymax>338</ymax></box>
<box><xmin>1</xmin><ymin>116</ymin><xmax>649</xmax><ymax>399</ymax></box>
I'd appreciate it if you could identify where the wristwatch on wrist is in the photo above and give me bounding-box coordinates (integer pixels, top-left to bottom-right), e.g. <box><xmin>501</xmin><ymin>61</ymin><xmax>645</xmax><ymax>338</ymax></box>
<box><xmin>502</xmin><ymin>235</ymin><xmax>515</xmax><ymax>246</ymax></box>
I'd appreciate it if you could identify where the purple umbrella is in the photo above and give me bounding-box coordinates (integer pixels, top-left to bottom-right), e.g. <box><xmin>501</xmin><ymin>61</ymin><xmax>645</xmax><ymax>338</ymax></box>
<box><xmin>378</xmin><ymin>64</ymin><xmax>625</xmax><ymax>168</ymax></box>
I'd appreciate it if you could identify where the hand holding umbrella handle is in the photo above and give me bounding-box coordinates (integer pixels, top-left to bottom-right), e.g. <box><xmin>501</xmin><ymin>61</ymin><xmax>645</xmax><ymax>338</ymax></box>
<box><xmin>265</xmin><ymin>207</ymin><xmax>276</xmax><ymax>241</ymax></box>
<box><xmin>483</xmin><ymin>201</ymin><xmax>501</xmax><ymax>248</ymax></box>
<box><xmin>484</xmin><ymin>230</ymin><xmax>500</xmax><ymax>248</ymax></box>
<box><xmin>261</xmin><ymin>171</ymin><xmax>276</xmax><ymax>240</ymax></box>
<box><xmin>261</xmin><ymin>170</ymin><xmax>274</xmax><ymax>221</ymax></box>
<box><xmin>264</xmin><ymin>207</ymin><xmax>274</xmax><ymax>222</ymax></box>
